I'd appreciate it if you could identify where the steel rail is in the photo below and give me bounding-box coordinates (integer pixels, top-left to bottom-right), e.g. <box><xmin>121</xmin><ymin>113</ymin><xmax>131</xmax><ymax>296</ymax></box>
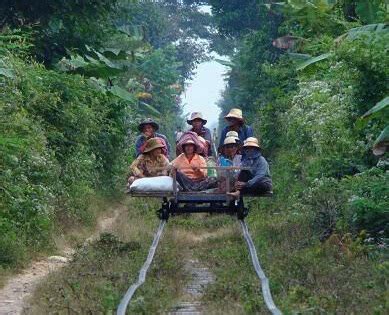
<box><xmin>117</xmin><ymin>220</ymin><xmax>166</xmax><ymax>315</ymax></box>
<box><xmin>239</xmin><ymin>220</ymin><xmax>282</xmax><ymax>315</ymax></box>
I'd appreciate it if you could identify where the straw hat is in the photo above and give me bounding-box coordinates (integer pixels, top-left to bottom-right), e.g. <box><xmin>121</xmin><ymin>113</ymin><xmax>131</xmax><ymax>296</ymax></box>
<box><xmin>243</xmin><ymin>137</ymin><xmax>260</xmax><ymax>148</ymax></box>
<box><xmin>138</xmin><ymin>118</ymin><xmax>159</xmax><ymax>132</ymax></box>
<box><xmin>226</xmin><ymin>131</ymin><xmax>239</xmax><ymax>138</ymax></box>
<box><xmin>223</xmin><ymin>137</ymin><xmax>239</xmax><ymax>146</ymax></box>
<box><xmin>224</xmin><ymin>108</ymin><xmax>243</xmax><ymax>121</ymax></box>
<box><xmin>143</xmin><ymin>138</ymin><xmax>165</xmax><ymax>153</ymax></box>
<box><xmin>187</xmin><ymin>112</ymin><xmax>207</xmax><ymax>125</ymax></box>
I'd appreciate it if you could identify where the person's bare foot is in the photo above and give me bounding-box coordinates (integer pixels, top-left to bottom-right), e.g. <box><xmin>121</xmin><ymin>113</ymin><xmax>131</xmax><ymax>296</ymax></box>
<box><xmin>227</xmin><ymin>190</ymin><xmax>240</xmax><ymax>199</ymax></box>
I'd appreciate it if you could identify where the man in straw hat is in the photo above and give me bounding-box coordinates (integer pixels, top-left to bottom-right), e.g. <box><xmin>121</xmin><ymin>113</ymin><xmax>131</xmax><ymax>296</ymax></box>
<box><xmin>219</xmin><ymin>108</ymin><xmax>253</xmax><ymax>148</ymax></box>
<box><xmin>171</xmin><ymin>138</ymin><xmax>217</xmax><ymax>191</ymax></box>
<box><xmin>128</xmin><ymin>138</ymin><xmax>170</xmax><ymax>186</ymax></box>
<box><xmin>187</xmin><ymin>112</ymin><xmax>213</xmax><ymax>156</ymax></box>
<box><xmin>228</xmin><ymin>137</ymin><xmax>272</xmax><ymax>198</ymax></box>
<box><xmin>135</xmin><ymin>118</ymin><xmax>171</xmax><ymax>158</ymax></box>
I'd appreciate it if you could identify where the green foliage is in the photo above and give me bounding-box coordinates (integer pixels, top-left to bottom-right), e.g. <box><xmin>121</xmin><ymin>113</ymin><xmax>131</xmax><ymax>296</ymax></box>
<box><xmin>0</xmin><ymin>53</ymin><xmax>134</xmax><ymax>266</ymax></box>
<box><xmin>213</xmin><ymin>7</ymin><xmax>388</xmax><ymax>312</ymax></box>
<box><xmin>0</xmin><ymin>0</ymin><xmax>120</xmax><ymax>64</ymax></box>
<box><xmin>354</xmin><ymin>0</ymin><xmax>388</xmax><ymax>24</ymax></box>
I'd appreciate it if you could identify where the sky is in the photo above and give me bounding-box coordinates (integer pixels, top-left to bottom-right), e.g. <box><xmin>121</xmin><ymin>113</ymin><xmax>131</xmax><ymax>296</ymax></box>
<box><xmin>181</xmin><ymin>5</ymin><xmax>227</xmax><ymax>130</ymax></box>
<box><xmin>181</xmin><ymin>59</ymin><xmax>227</xmax><ymax>130</ymax></box>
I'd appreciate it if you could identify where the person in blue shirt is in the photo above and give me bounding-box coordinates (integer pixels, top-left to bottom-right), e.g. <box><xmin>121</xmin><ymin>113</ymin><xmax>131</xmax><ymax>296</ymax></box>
<box><xmin>218</xmin><ymin>136</ymin><xmax>242</xmax><ymax>167</ymax></box>
<box><xmin>219</xmin><ymin>108</ymin><xmax>254</xmax><ymax>148</ymax></box>
<box><xmin>135</xmin><ymin>118</ymin><xmax>171</xmax><ymax>158</ymax></box>
<box><xmin>228</xmin><ymin>137</ymin><xmax>272</xmax><ymax>198</ymax></box>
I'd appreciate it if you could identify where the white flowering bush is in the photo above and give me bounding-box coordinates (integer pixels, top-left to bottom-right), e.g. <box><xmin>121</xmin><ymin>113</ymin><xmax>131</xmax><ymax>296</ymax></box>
<box><xmin>284</xmin><ymin>74</ymin><xmax>364</xmax><ymax>178</ymax></box>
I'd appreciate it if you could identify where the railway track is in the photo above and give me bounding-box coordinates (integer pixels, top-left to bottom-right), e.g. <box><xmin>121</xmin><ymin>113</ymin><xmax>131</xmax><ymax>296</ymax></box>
<box><xmin>117</xmin><ymin>218</ymin><xmax>281</xmax><ymax>315</ymax></box>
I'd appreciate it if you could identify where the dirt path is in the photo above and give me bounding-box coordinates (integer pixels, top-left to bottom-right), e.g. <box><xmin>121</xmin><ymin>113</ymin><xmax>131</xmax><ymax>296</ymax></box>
<box><xmin>169</xmin><ymin>257</ymin><xmax>214</xmax><ymax>315</ymax></box>
<box><xmin>168</xmin><ymin>228</ymin><xmax>231</xmax><ymax>315</ymax></box>
<box><xmin>0</xmin><ymin>207</ymin><xmax>123</xmax><ymax>315</ymax></box>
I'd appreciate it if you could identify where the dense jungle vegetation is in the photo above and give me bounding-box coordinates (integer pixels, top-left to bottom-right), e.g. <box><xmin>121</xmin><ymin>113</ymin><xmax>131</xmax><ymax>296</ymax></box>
<box><xmin>0</xmin><ymin>0</ymin><xmax>212</xmax><ymax>267</ymax></box>
<box><xmin>210</xmin><ymin>0</ymin><xmax>388</xmax><ymax>312</ymax></box>
<box><xmin>213</xmin><ymin>0</ymin><xmax>388</xmax><ymax>241</ymax></box>
<box><xmin>0</xmin><ymin>0</ymin><xmax>388</xmax><ymax>313</ymax></box>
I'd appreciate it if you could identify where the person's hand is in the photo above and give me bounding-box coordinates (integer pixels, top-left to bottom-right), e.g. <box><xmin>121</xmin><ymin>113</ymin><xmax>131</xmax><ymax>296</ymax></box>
<box><xmin>235</xmin><ymin>181</ymin><xmax>247</xmax><ymax>190</ymax></box>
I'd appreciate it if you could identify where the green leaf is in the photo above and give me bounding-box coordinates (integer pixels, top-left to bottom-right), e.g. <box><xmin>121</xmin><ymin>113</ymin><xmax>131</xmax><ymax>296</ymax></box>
<box><xmin>94</xmin><ymin>50</ymin><xmax>122</xmax><ymax>70</ymax></box>
<box><xmin>139</xmin><ymin>101</ymin><xmax>161</xmax><ymax>116</ymax></box>
<box><xmin>296</xmin><ymin>52</ymin><xmax>332</xmax><ymax>71</ymax></box>
<box><xmin>214</xmin><ymin>58</ymin><xmax>235</xmax><ymax>67</ymax></box>
<box><xmin>287</xmin><ymin>52</ymin><xmax>312</xmax><ymax>60</ymax></box>
<box><xmin>109</xmin><ymin>85</ymin><xmax>136</xmax><ymax>103</ymax></box>
<box><xmin>362</xmin><ymin>96</ymin><xmax>389</xmax><ymax>118</ymax></box>
<box><xmin>346</xmin><ymin>23</ymin><xmax>388</xmax><ymax>40</ymax></box>
<box><xmin>373</xmin><ymin>125</ymin><xmax>389</xmax><ymax>156</ymax></box>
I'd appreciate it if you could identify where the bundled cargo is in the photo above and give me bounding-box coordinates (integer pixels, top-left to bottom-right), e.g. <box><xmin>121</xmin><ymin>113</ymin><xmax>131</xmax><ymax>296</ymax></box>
<box><xmin>129</xmin><ymin>176</ymin><xmax>176</xmax><ymax>192</ymax></box>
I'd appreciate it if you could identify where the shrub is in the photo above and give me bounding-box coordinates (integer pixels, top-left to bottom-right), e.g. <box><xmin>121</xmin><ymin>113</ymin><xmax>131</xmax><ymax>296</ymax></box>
<box><xmin>0</xmin><ymin>52</ymin><xmax>133</xmax><ymax>265</ymax></box>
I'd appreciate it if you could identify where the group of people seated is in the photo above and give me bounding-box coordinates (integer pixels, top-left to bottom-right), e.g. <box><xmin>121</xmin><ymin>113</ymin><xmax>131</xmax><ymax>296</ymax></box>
<box><xmin>128</xmin><ymin>108</ymin><xmax>272</xmax><ymax>197</ymax></box>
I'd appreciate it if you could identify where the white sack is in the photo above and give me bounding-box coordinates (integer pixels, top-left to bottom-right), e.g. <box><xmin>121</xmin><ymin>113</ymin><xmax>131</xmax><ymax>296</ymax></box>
<box><xmin>129</xmin><ymin>176</ymin><xmax>175</xmax><ymax>192</ymax></box>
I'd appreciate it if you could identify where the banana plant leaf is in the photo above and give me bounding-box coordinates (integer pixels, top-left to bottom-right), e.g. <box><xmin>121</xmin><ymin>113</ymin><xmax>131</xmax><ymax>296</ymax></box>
<box><xmin>296</xmin><ymin>52</ymin><xmax>332</xmax><ymax>71</ymax></box>
<box><xmin>214</xmin><ymin>58</ymin><xmax>235</xmax><ymax>67</ymax></box>
<box><xmin>109</xmin><ymin>85</ymin><xmax>137</xmax><ymax>103</ymax></box>
<box><xmin>362</xmin><ymin>96</ymin><xmax>389</xmax><ymax>118</ymax></box>
<box><xmin>346</xmin><ymin>23</ymin><xmax>388</xmax><ymax>40</ymax></box>
<box><xmin>139</xmin><ymin>101</ymin><xmax>161</xmax><ymax>116</ymax></box>
<box><xmin>287</xmin><ymin>52</ymin><xmax>312</xmax><ymax>60</ymax></box>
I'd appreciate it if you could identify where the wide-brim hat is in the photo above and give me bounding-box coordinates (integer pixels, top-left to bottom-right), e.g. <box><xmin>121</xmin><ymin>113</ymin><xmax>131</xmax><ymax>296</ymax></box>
<box><xmin>143</xmin><ymin>138</ymin><xmax>165</xmax><ymax>153</ymax></box>
<box><xmin>223</xmin><ymin>136</ymin><xmax>239</xmax><ymax>146</ymax></box>
<box><xmin>224</xmin><ymin>108</ymin><xmax>243</xmax><ymax>121</ymax></box>
<box><xmin>187</xmin><ymin>112</ymin><xmax>207</xmax><ymax>125</ymax></box>
<box><xmin>226</xmin><ymin>131</ymin><xmax>239</xmax><ymax>138</ymax></box>
<box><xmin>243</xmin><ymin>137</ymin><xmax>260</xmax><ymax>148</ymax></box>
<box><xmin>138</xmin><ymin>118</ymin><xmax>159</xmax><ymax>132</ymax></box>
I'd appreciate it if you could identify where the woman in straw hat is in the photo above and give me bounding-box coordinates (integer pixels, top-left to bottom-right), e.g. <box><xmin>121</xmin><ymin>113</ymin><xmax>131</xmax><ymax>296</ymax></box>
<box><xmin>228</xmin><ymin>137</ymin><xmax>272</xmax><ymax>198</ymax></box>
<box><xmin>218</xmin><ymin>136</ymin><xmax>241</xmax><ymax>167</ymax></box>
<box><xmin>187</xmin><ymin>112</ymin><xmax>213</xmax><ymax>156</ymax></box>
<box><xmin>171</xmin><ymin>138</ymin><xmax>217</xmax><ymax>191</ymax></box>
<box><xmin>135</xmin><ymin>118</ymin><xmax>171</xmax><ymax>158</ymax></box>
<box><xmin>217</xmin><ymin>136</ymin><xmax>242</xmax><ymax>193</ymax></box>
<box><xmin>128</xmin><ymin>138</ymin><xmax>170</xmax><ymax>186</ymax></box>
<box><xmin>219</xmin><ymin>108</ymin><xmax>254</xmax><ymax>148</ymax></box>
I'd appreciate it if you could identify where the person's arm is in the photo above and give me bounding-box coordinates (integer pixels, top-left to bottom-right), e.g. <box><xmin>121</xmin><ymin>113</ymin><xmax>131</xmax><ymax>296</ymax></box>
<box><xmin>130</xmin><ymin>156</ymin><xmax>145</xmax><ymax>178</ymax></box>
<box><xmin>246</xmin><ymin>157</ymin><xmax>269</xmax><ymax>188</ymax></box>
<box><xmin>197</xmin><ymin>156</ymin><xmax>208</xmax><ymax>178</ymax></box>
<box><xmin>158</xmin><ymin>134</ymin><xmax>171</xmax><ymax>159</ymax></box>
<box><xmin>163</xmin><ymin>135</ymin><xmax>171</xmax><ymax>158</ymax></box>
<box><xmin>160</xmin><ymin>155</ymin><xmax>170</xmax><ymax>176</ymax></box>
<box><xmin>135</xmin><ymin>136</ymin><xmax>145</xmax><ymax>157</ymax></box>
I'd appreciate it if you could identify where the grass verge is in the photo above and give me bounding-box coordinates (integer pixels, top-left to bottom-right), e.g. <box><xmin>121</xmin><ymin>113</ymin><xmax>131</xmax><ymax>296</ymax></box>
<box><xmin>25</xmin><ymin>197</ymin><xmax>186</xmax><ymax>314</ymax></box>
<box><xmin>197</xmin><ymin>198</ymin><xmax>388</xmax><ymax>314</ymax></box>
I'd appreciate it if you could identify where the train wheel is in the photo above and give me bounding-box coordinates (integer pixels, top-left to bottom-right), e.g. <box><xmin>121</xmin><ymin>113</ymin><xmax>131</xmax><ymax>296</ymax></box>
<box><xmin>237</xmin><ymin>197</ymin><xmax>249</xmax><ymax>220</ymax></box>
<box><xmin>157</xmin><ymin>199</ymin><xmax>170</xmax><ymax>220</ymax></box>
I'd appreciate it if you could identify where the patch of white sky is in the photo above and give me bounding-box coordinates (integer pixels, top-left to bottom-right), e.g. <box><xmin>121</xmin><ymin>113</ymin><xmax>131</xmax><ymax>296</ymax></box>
<box><xmin>181</xmin><ymin>5</ymin><xmax>228</xmax><ymax>130</ymax></box>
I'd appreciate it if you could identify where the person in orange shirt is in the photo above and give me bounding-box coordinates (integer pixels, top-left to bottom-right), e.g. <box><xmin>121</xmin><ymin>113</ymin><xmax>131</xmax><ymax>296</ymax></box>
<box><xmin>171</xmin><ymin>139</ymin><xmax>216</xmax><ymax>191</ymax></box>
